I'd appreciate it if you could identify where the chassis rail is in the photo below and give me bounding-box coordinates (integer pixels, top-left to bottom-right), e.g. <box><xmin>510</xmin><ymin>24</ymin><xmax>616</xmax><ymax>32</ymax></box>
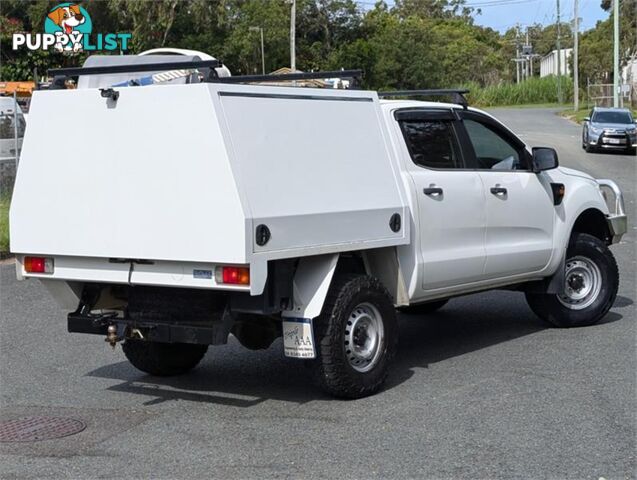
<box><xmin>68</xmin><ymin>311</ymin><xmax>232</xmax><ymax>346</ymax></box>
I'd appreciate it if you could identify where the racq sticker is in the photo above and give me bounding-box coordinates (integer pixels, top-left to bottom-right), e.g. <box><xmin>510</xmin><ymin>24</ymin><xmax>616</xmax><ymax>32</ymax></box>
<box><xmin>282</xmin><ymin>318</ymin><xmax>316</xmax><ymax>359</ymax></box>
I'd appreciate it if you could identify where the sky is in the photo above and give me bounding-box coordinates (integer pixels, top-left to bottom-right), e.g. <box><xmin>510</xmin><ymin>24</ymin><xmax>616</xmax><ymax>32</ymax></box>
<box><xmin>355</xmin><ymin>0</ymin><xmax>610</xmax><ymax>33</ymax></box>
<box><xmin>468</xmin><ymin>0</ymin><xmax>610</xmax><ymax>33</ymax></box>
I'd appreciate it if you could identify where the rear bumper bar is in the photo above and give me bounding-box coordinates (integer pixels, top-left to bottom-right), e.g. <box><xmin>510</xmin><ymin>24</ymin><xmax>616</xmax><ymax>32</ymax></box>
<box><xmin>597</xmin><ymin>179</ymin><xmax>627</xmax><ymax>244</ymax></box>
<box><xmin>67</xmin><ymin>311</ymin><xmax>232</xmax><ymax>346</ymax></box>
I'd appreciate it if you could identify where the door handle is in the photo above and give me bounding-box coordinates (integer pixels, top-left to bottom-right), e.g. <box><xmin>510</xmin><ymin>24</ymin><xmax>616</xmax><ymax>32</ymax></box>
<box><xmin>424</xmin><ymin>187</ymin><xmax>443</xmax><ymax>196</ymax></box>
<box><xmin>490</xmin><ymin>186</ymin><xmax>507</xmax><ymax>195</ymax></box>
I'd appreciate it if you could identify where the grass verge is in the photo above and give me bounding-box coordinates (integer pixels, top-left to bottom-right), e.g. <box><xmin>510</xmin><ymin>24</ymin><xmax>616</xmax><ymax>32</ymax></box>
<box><xmin>0</xmin><ymin>194</ymin><xmax>9</xmax><ymax>254</ymax></box>
<box><xmin>463</xmin><ymin>76</ymin><xmax>573</xmax><ymax>107</ymax></box>
<box><xmin>560</xmin><ymin>108</ymin><xmax>637</xmax><ymax>125</ymax></box>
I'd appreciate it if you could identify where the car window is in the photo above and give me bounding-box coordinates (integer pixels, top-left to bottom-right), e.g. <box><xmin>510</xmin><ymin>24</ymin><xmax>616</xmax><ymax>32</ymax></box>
<box><xmin>463</xmin><ymin>119</ymin><xmax>522</xmax><ymax>171</ymax></box>
<box><xmin>399</xmin><ymin>120</ymin><xmax>462</xmax><ymax>169</ymax></box>
<box><xmin>592</xmin><ymin>111</ymin><xmax>633</xmax><ymax>124</ymax></box>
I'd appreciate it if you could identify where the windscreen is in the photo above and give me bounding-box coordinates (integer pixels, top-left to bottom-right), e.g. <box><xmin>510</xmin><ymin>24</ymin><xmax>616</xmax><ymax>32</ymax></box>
<box><xmin>592</xmin><ymin>111</ymin><xmax>633</xmax><ymax>124</ymax></box>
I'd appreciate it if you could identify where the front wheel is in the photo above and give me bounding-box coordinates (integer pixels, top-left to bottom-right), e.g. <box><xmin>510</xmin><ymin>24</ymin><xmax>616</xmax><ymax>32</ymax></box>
<box><xmin>526</xmin><ymin>233</ymin><xmax>619</xmax><ymax>328</ymax></box>
<box><xmin>313</xmin><ymin>275</ymin><xmax>398</xmax><ymax>399</ymax></box>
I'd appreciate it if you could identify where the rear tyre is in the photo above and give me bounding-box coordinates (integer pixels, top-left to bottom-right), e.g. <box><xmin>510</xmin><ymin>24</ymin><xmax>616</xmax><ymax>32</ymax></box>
<box><xmin>122</xmin><ymin>340</ymin><xmax>208</xmax><ymax>376</ymax></box>
<box><xmin>398</xmin><ymin>299</ymin><xmax>448</xmax><ymax>315</ymax></box>
<box><xmin>313</xmin><ymin>275</ymin><xmax>398</xmax><ymax>399</ymax></box>
<box><xmin>525</xmin><ymin>233</ymin><xmax>618</xmax><ymax>328</ymax></box>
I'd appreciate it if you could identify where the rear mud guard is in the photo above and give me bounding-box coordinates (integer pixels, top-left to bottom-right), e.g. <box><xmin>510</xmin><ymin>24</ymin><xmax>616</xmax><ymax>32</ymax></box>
<box><xmin>282</xmin><ymin>253</ymin><xmax>339</xmax><ymax>320</ymax></box>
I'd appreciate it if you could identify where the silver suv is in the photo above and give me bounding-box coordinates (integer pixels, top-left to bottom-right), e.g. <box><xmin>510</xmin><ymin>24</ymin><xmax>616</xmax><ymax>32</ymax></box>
<box><xmin>582</xmin><ymin>107</ymin><xmax>636</xmax><ymax>154</ymax></box>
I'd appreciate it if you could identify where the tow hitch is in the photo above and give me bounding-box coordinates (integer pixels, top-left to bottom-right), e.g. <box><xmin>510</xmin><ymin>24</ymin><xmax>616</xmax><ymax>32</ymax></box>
<box><xmin>105</xmin><ymin>325</ymin><xmax>119</xmax><ymax>348</ymax></box>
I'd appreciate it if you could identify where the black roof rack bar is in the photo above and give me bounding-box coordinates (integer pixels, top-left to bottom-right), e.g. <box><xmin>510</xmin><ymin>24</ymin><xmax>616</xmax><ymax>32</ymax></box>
<box><xmin>378</xmin><ymin>89</ymin><xmax>470</xmax><ymax>109</ymax></box>
<box><xmin>48</xmin><ymin>60</ymin><xmax>222</xmax><ymax>78</ymax></box>
<box><xmin>216</xmin><ymin>69</ymin><xmax>363</xmax><ymax>84</ymax></box>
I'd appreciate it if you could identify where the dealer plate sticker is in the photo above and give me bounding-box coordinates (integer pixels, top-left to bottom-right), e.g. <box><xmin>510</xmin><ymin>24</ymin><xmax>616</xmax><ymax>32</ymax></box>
<box><xmin>282</xmin><ymin>318</ymin><xmax>316</xmax><ymax>359</ymax></box>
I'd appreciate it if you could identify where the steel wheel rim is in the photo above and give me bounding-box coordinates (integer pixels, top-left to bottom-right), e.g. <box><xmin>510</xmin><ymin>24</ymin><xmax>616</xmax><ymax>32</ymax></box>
<box><xmin>344</xmin><ymin>302</ymin><xmax>384</xmax><ymax>373</ymax></box>
<box><xmin>557</xmin><ymin>255</ymin><xmax>602</xmax><ymax>310</ymax></box>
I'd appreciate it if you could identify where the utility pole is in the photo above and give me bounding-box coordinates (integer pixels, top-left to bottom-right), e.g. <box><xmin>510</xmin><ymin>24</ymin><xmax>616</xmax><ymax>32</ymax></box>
<box><xmin>613</xmin><ymin>0</ymin><xmax>619</xmax><ymax>107</ymax></box>
<box><xmin>556</xmin><ymin>0</ymin><xmax>563</xmax><ymax>104</ymax></box>
<box><xmin>516</xmin><ymin>24</ymin><xmax>521</xmax><ymax>83</ymax></box>
<box><xmin>290</xmin><ymin>0</ymin><xmax>296</xmax><ymax>71</ymax></box>
<box><xmin>524</xmin><ymin>26</ymin><xmax>533</xmax><ymax>78</ymax></box>
<box><xmin>573</xmin><ymin>0</ymin><xmax>579</xmax><ymax>111</ymax></box>
<box><xmin>249</xmin><ymin>26</ymin><xmax>265</xmax><ymax>75</ymax></box>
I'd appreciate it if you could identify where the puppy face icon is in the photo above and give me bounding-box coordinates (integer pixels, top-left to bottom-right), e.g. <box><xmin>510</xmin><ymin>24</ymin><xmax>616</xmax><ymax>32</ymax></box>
<box><xmin>47</xmin><ymin>4</ymin><xmax>85</xmax><ymax>35</ymax></box>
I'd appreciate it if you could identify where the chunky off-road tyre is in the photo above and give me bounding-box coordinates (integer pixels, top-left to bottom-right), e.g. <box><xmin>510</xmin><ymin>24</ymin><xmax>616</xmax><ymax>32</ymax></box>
<box><xmin>313</xmin><ymin>275</ymin><xmax>398</xmax><ymax>399</ymax></box>
<box><xmin>122</xmin><ymin>340</ymin><xmax>208</xmax><ymax>376</ymax></box>
<box><xmin>525</xmin><ymin>233</ymin><xmax>618</xmax><ymax>328</ymax></box>
<box><xmin>398</xmin><ymin>299</ymin><xmax>449</xmax><ymax>315</ymax></box>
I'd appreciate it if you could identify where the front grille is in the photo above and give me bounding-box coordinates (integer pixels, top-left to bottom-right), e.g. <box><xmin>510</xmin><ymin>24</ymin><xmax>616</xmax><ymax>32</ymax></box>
<box><xmin>599</xmin><ymin>131</ymin><xmax>628</xmax><ymax>146</ymax></box>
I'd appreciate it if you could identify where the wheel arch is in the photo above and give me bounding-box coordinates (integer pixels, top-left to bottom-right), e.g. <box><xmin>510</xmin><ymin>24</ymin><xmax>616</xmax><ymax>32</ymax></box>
<box><xmin>283</xmin><ymin>248</ymin><xmax>409</xmax><ymax>320</ymax></box>
<box><xmin>570</xmin><ymin>208</ymin><xmax>611</xmax><ymax>245</ymax></box>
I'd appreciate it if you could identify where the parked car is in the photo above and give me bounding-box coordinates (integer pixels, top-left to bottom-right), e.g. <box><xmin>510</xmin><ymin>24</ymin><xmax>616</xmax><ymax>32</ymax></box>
<box><xmin>582</xmin><ymin>107</ymin><xmax>636</xmax><ymax>154</ymax></box>
<box><xmin>10</xmin><ymin>58</ymin><xmax>628</xmax><ymax>398</ymax></box>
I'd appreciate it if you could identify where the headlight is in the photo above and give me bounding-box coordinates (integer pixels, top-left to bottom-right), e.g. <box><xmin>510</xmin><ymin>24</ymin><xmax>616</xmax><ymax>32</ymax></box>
<box><xmin>590</xmin><ymin>126</ymin><xmax>603</xmax><ymax>134</ymax></box>
<box><xmin>626</xmin><ymin>127</ymin><xmax>636</xmax><ymax>134</ymax></box>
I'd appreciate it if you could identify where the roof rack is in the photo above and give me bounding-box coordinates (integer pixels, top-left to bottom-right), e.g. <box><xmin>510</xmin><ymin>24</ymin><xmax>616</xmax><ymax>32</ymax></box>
<box><xmin>217</xmin><ymin>69</ymin><xmax>363</xmax><ymax>87</ymax></box>
<box><xmin>378</xmin><ymin>89</ymin><xmax>470</xmax><ymax>109</ymax></box>
<box><xmin>48</xmin><ymin>60</ymin><xmax>222</xmax><ymax>78</ymax></box>
<box><xmin>47</xmin><ymin>63</ymin><xmax>362</xmax><ymax>90</ymax></box>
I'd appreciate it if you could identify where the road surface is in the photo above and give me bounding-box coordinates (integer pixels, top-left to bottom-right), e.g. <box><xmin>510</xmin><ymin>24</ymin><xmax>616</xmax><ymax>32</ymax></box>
<box><xmin>1</xmin><ymin>108</ymin><xmax>635</xmax><ymax>479</ymax></box>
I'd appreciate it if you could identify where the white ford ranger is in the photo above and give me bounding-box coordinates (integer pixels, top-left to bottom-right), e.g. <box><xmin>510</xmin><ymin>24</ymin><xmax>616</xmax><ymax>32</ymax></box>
<box><xmin>10</xmin><ymin>58</ymin><xmax>627</xmax><ymax>398</ymax></box>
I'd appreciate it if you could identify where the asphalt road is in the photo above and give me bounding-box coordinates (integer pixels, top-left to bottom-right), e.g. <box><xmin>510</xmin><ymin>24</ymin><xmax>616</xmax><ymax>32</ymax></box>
<box><xmin>1</xmin><ymin>108</ymin><xmax>635</xmax><ymax>479</ymax></box>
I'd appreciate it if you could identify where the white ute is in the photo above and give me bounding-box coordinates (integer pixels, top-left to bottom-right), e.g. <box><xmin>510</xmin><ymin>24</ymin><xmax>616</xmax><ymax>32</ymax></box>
<box><xmin>10</xmin><ymin>57</ymin><xmax>627</xmax><ymax>398</ymax></box>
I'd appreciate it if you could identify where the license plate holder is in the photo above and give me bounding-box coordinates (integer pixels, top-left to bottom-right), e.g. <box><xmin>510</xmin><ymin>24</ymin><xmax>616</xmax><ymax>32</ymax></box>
<box><xmin>282</xmin><ymin>318</ymin><xmax>316</xmax><ymax>359</ymax></box>
<box><xmin>605</xmin><ymin>138</ymin><xmax>622</xmax><ymax>145</ymax></box>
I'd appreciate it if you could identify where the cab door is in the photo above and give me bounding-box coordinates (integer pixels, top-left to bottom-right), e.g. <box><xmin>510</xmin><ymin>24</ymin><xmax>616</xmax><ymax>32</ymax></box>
<box><xmin>457</xmin><ymin>110</ymin><xmax>555</xmax><ymax>279</ymax></box>
<box><xmin>395</xmin><ymin>108</ymin><xmax>487</xmax><ymax>292</ymax></box>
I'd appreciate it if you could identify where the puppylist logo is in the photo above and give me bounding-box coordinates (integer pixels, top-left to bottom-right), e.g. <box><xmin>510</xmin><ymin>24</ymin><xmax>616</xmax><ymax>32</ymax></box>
<box><xmin>12</xmin><ymin>3</ymin><xmax>131</xmax><ymax>53</ymax></box>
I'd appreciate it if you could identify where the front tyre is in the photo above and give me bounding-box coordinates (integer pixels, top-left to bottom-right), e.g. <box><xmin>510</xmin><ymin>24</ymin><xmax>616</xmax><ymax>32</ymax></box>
<box><xmin>122</xmin><ymin>340</ymin><xmax>208</xmax><ymax>376</ymax></box>
<box><xmin>313</xmin><ymin>275</ymin><xmax>398</xmax><ymax>399</ymax></box>
<box><xmin>526</xmin><ymin>233</ymin><xmax>619</xmax><ymax>328</ymax></box>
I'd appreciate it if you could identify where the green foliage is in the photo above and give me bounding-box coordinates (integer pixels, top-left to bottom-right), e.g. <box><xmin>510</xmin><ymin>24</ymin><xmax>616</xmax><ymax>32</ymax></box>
<box><xmin>0</xmin><ymin>193</ymin><xmax>9</xmax><ymax>254</ymax></box>
<box><xmin>0</xmin><ymin>0</ymin><xmax>633</xmax><ymax>103</ymax></box>
<box><xmin>465</xmin><ymin>76</ymin><xmax>574</xmax><ymax>107</ymax></box>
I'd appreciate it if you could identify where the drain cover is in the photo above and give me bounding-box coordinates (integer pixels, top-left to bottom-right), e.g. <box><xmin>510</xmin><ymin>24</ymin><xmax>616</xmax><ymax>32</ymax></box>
<box><xmin>0</xmin><ymin>416</ymin><xmax>86</xmax><ymax>442</ymax></box>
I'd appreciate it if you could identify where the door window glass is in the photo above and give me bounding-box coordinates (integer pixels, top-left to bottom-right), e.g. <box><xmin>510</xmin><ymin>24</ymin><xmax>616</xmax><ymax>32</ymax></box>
<box><xmin>463</xmin><ymin>119</ymin><xmax>523</xmax><ymax>170</ymax></box>
<box><xmin>400</xmin><ymin>120</ymin><xmax>462</xmax><ymax>169</ymax></box>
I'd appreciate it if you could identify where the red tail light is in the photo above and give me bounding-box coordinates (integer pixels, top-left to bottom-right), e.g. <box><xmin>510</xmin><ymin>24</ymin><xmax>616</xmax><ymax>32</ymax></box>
<box><xmin>24</xmin><ymin>256</ymin><xmax>54</xmax><ymax>274</ymax></box>
<box><xmin>215</xmin><ymin>266</ymin><xmax>250</xmax><ymax>285</ymax></box>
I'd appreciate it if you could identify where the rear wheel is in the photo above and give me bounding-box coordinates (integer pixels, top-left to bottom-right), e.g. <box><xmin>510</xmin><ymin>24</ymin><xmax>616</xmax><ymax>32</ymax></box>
<box><xmin>526</xmin><ymin>233</ymin><xmax>618</xmax><ymax>328</ymax></box>
<box><xmin>313</xmin><ymin>275</ymin><xmax>397</xmax><ymax>399</ymax></box>
<box><xmin>398</xmin><ymin>299</ymin><xmax>448</xmax><ymax>315</ymax></box>
<box><xmin>122</xmin><ymin>340</ymin><xmax>208</xmax><ymax>376</ymax></box>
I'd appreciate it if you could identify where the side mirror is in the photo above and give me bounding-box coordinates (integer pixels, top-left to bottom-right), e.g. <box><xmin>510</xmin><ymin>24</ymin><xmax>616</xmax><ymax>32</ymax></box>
<box><xmin>532</xmin><ymin>147</ymin><xmax>559</xmax><ymax>173</ymax></box>
<box><xmin>583</xmin><ymin>116</ymin><xmax>590</xmax><ymax>122</ymax></box>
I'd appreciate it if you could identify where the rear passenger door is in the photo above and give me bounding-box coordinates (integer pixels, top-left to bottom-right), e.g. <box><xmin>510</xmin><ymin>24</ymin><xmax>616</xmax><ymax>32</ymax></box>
<box><xmin>395</xmin><ymin>109</ymin><xmax>487</xmax><ymax>292</ymax></box>
<box><xmin>457</xmin><ymin>110</ymin><xmax>555</xmax><ymax>279</ymax></box>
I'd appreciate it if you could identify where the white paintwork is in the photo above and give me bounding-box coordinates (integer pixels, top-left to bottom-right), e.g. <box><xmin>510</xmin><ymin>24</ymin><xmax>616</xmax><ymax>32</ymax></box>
<box><xmin>283</xmin><ymin>254</ymin><xmax>339</xmax><ymax>319</ymax></box>
<box><xmin>478</xmin><ymin>171</ymin><xmax>554</xmax><ymax>278</ymax></box>
<box><xmin>378</xmin><ymin>101</ymin><xmax>617</xmax><ymax>304</ymax></box>
<box><xmin>16</xmin><ymin>255</ymin><xmax>251</xmax><ymax>292</ymax></box>
<box><xmin>11</xmin><ymin>84</ymin><xmax>408</xmax><ymax>296</ymax></box>
<box><xmin>9</xmin><ymin>78</ymin><xmax>621</xmax><ymax>312</ymax></box>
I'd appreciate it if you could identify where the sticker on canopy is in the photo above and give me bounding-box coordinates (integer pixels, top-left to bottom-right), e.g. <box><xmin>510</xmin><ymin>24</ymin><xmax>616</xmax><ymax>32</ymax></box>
<box><xmin>282</xmin><ymin>318</ymin><xmax>315</xmax><ymax>359</ymax></box>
